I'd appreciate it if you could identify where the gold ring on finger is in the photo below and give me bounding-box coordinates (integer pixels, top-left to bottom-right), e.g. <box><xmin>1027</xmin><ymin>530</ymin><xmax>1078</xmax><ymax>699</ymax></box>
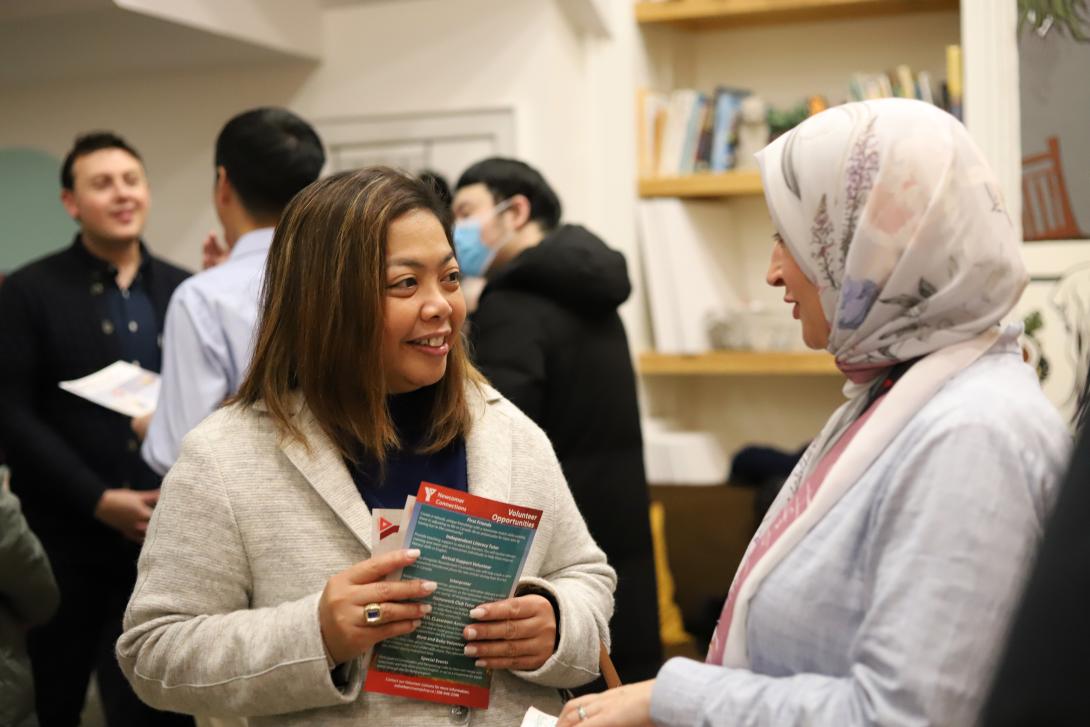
<box><xmin>364</xmin><ymin>602</ymin><xmax>383</xmax><ymax>625</ymax></box>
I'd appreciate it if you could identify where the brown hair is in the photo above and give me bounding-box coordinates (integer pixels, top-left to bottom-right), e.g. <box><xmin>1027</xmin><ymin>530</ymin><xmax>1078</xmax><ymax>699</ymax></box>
<box><xmin>233</xmin><ymin>166</ymin><xmax>482</xmax><ymax>462</ymax></box>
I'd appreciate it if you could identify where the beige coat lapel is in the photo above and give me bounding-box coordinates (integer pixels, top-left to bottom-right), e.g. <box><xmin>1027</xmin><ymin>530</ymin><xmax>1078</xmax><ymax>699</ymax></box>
<box><xmin>278</xmin><ymin>405</ymin><xmax>374</xmax><ymax>553</ymax></box>
<box><xmin>277</xmin><ymin>383</ymin><xmax>511</xmax><ymax>553</ymax></box>
<box><xmin>465</xmin><ymin>384</ymin><xmax>513</xmax><ymax>504</ymax></box>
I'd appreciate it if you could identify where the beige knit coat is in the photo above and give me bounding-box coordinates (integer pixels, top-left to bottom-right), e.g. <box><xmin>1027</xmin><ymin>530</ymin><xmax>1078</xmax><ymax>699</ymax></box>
<box><xmin>117</xmin><ymin>383</ymin><xmax>615</xmax><ymax>726</ymax></box>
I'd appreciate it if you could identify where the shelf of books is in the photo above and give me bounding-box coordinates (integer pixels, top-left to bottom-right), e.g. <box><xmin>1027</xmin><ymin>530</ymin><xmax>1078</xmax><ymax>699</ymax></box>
<box><xmin>638</xmin><ymin>170</ymin><xmax>763</xmax><ymax>198</ymax></box>
<box><xmin>634</xmin><ymin>0</ymin><xmax>959</xmax><ymax>28</ymax></box>
<box><xmin>633</xmin><ymin>1</ymin><xmax>960</xmax><ymax>385</ymax></box>
<box><xmin>639</xmin><ymin>350</ymin><xmax>841</xmax><ymax>376</ymax></box>
<box><xmin>638</xmin><ymin>55</ymin><xmax>962</xmax><ymax>187</ymax></box>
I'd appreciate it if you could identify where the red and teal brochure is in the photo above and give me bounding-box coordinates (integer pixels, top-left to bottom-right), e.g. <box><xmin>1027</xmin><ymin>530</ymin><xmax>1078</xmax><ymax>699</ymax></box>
<box><xmin>363</xmin><ymin>482</ymin><xmax>542</xmax><ymax>708</ymax></box>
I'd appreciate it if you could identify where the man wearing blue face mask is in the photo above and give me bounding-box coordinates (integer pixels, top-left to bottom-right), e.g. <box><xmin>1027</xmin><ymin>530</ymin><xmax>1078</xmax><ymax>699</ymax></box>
<box><xmin>452</xmin><ymin>157</ymin><xmax>662</xmax><ymax>689</ymax></box>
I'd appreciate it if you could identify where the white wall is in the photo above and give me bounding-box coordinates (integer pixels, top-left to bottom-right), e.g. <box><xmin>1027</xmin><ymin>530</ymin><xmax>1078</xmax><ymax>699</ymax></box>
<box><xmin>0</xmin><ymin>63</ymin><xmax>312</xmax><ymax>267</ymax></box>
<box><xmin>0</xmin><ymin>0</ymin><xmax>612</xmax><ymax>268</ymax></box>
<box><xmin>0</xmin><ymin>0</ymin><xmax>655</xmax><ymax>366</ymax></box>
<box><xmin>115</xmin><ymin>0</ymin><xmax>323</xmax><ymax>59</ymax></box>
<box><xmin>297</xmin><ymin>0</ymin><xmax>595</xmax><ymax>222</ymax></box>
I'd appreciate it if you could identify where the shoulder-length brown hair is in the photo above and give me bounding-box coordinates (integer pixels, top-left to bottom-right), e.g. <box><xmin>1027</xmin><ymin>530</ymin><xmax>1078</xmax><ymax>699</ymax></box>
<box><xmin>233</xmin><ymin>166</ymin><xmax>482</xmax><ymax>462</ymax></box>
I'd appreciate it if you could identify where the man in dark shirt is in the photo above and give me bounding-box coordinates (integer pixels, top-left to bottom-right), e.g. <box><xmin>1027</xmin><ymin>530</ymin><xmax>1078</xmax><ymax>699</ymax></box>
<box><xmin>0</xmin><ymin>132</ymin><xmax>191</xmax><ymax>726</ymax></box>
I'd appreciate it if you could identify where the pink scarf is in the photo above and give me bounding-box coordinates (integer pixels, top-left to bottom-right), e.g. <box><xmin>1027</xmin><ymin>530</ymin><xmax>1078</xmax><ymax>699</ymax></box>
<box><xmin>706</xmin><ymin>395</ymin><xmax>884</xmax><ymax>665</ymax></box>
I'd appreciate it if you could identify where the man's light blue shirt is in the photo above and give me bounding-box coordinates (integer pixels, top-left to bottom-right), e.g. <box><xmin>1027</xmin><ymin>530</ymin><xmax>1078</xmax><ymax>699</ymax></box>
<box><xmin>142</xmin><ymin>228</ymin><xmax>273</xmax><ymax>475</ymax></box>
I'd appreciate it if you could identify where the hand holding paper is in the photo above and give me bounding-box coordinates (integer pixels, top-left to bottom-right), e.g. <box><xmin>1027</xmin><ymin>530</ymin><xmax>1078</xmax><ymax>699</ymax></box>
<box><xmin>463</xmin><ymin>594</ymin><xmax>557</xmax><ymax>670</ymax></box>
<box><xmin>318</xmin><ymin>549</ymin><xmax>437</xmax><ymax>666</ymax></box>
<box><xmin>59</xmin><ymin>361</ymin><xmax>160</xmax><ymax>418</ymax></box>
<box><xmin>521</xmin><ymin>706</ymin><xmax>559</xmax><ymax>727</ymax></box>
<box><xmin>557</xmin><ymin>680</ymin><xmax>656</xmax><ymax>727</ymax></box>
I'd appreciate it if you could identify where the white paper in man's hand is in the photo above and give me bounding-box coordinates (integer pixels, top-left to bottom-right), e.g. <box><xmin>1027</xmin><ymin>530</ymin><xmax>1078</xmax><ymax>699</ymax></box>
<box><xmin>521</xmin><ymin>707</ymin><xmax>558</xmax><ymax>727</ymax></box>
<box><xmin>59</xmin><ymin>361</ymin><xmax>160</xmax><ymax>418</ymax></box>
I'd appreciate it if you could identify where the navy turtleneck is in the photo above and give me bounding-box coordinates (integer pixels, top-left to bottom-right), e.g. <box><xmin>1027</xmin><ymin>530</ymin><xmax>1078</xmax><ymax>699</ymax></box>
<box><xmin>345</xmin><ymin>384</ymin><xmax>469</xmax><ymax>511</ymax></box>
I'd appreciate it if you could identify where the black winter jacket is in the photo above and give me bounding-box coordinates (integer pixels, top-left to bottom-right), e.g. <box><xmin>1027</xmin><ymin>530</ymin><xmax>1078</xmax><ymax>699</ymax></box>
<box><xmin>469</xmin><ymin>224</ymin><xmax>662</xmax><ymax>683</ymax></box>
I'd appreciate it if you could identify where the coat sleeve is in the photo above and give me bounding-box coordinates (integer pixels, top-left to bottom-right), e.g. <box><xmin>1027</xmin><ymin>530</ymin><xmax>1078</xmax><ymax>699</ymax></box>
<box><xmin>510</xmin><ymin>425</ymin><xmax>617</xmax><ymax>689</ymax></box>
<box><xmin>470</xmin><ymin>295</ymin><xmax>548</xmax><ymax>424</ymax></box>
<box><xmin>649</xmin><ymin>420</ymin><xmax>1061</xmax><ymax>727</ymax></box>
<box><xmin>0</xmin><ymin>274</ymin><xmax>110</xmax><ymax>515</ymax></box>
<box><xmin>0</xmin><ymin>488</ymin><xmax>59</xmax><ymax>626</ymax></box>
<box><xmin>116</xmin><ymin>429</ymin><xmax>364</xmax><ymax>718</ymax></box>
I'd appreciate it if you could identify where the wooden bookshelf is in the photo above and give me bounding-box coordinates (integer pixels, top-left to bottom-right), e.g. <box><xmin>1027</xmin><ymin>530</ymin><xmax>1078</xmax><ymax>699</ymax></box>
<box><xmin>638</xmin><ymin>170</ymin><xmax>764</xmax><ymax>198</ymax></box>
<box><xmin>634</xmin><ymin>0</ymin><xmax>959</xmax><ymax>28</ymax></box>
<box><xmin>639</xmin><ymin>350</ymin><xmax>842</xmax><ymax>376</ymax></box>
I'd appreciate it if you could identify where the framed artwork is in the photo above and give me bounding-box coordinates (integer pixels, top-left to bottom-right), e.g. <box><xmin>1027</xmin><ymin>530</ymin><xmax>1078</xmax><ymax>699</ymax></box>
<box><xmin>1013</xmin><ymin>1</ymin><xmax>1090</xmax><ymax>417</ymax></box>
<box><xmin>1018</xmin><ymin>0</ymin><xmax>1090</xmax><ymax>242</ymax></box>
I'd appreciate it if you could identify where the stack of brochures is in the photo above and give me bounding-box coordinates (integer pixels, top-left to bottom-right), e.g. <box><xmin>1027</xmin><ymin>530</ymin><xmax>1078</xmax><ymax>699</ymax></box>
<box><xmin>364</xmin><ymin>482</ymin><xmax>542</xmax><ymax>709</ymax></box>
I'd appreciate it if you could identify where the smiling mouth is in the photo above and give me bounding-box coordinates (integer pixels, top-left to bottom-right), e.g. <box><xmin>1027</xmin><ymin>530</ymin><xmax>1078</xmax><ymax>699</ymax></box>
<box><xmin>407</xmin><ymin>335</ymin><xmax>451</xmax><ymax>355</ymax></box>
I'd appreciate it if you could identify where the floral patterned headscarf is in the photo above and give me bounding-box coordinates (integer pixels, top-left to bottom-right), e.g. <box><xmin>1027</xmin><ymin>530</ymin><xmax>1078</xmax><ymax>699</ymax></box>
<box><xmin>756</xmin><ymin>98</ymin><xmax>1027</xmax><ymax>384</ymax></box>
<box><xmin>708</xmin><ymin>101</ymin><xmax>1030</xmax><ymax>669</ymax></box>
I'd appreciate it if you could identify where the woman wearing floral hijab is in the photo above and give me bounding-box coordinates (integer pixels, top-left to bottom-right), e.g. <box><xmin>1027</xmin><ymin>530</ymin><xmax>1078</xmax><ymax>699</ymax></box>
<box><xmin>559</xmin><ymin>99</ymin><xmax>1070</xmax><ymax>726</ymax></box>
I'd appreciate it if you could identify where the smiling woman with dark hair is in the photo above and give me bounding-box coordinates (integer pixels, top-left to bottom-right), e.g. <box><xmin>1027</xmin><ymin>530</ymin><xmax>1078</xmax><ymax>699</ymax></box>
<box><xmin>116</xmin><ymin>167</ymin><xmax>615</xmax><ymax>726</ymax></box>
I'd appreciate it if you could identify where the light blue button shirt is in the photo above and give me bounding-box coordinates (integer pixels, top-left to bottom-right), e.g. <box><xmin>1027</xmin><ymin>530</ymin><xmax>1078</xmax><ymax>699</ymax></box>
<box><xmin>142</xmin><ymin>228</ymin><xmax>274</xmax><ymax>475</ymax></box>
<box><xmin>650</xmin><ymin>336</ymin><xmax>1070</xmax><ymax>727</ymax></box>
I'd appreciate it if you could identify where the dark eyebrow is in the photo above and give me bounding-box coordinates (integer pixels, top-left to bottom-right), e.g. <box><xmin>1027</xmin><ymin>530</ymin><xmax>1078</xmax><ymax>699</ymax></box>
<box><xmin>387</xmin><ymin>252</ymin><xmax>456</xmax><ymax>270</ymax></box>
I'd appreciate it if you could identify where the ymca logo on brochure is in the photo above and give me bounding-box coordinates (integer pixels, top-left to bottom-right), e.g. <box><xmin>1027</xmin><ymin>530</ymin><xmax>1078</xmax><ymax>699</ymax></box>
<box><xmin>378</xmin><ymin>517</ymin><xmax>399</xmax><ymax>540</ymax></box>
<box><xmin>423</xmin><ymin>486</ymin><xmax>438</xmax><ymax>503</ymax></box>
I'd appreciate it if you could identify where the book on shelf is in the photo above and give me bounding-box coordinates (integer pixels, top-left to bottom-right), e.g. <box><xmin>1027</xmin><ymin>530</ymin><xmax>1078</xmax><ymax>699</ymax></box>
<box><xmin>656</xmin><ymin>89</ymin><xmax>694</xmax><ymax>177</ymax></box>
<box><xmin>917</xmin><ymin>71</ymin><xmax>935</xmax><ymax>105</ymax></box>
<box><xmin>847</xmin><ymin>46</ymin><xmax>961</xmax><ymax>118</ymax></box>
<box><xmin>678</xmin><ymin>92</ymin><xmax>708</xmax><ymax>175</ymax></box>
<box><xmin>710</xmin><ymin>87</ymin><xmax>749</xmax><ymax>173</ymax></box>
<box><xmin>637</xmin><ymin>87</ymin><xmax>668</xmax><ymax>178</ymax></box>
<box><xmin>692</xmin><ymin>95</ymin><xmax>715</xmax><ymax>173</ymax></box>
<box><xmin>636</xmin><ymin>199</ymin><xmax>738</xmax><ymax>355</ymax></box>
<box><xmin>641</xmin><ymin>86</ymin><xmax>750</xmax><ymax>178</ymax></box>
<box><xmin>893</xmin><ymin>64</ymin><xmax>916</xmax><ymax>99</ymax></box>
<box><xmin>643</xmin><ymin>417</ymin><xmax>728</xmax><ymax>486</ymax></box>
<box><xmin>945</xmin><ymin>44</ymin><xmax>962</xmax><ymax>120</ymax></box>
<box><xmin>850</xmin><ymin>72</ymin><xmax>893</xmax><ymax>101</ymax></box>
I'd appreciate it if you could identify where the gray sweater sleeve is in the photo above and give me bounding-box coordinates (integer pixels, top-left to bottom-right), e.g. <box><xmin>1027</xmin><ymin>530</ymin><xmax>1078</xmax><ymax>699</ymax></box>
<box><xmin>0</xmin><ymin>487</ymin><xmax>59</xmax><ymax>626</ymax></box>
